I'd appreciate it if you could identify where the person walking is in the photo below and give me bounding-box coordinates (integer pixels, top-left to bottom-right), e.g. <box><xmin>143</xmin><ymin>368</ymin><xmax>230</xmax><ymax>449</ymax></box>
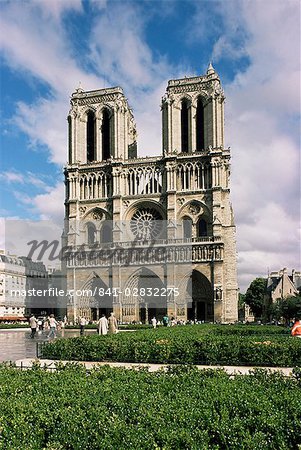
<box><xmin>29</xmin><ymin>314</ymin><xmax>37</xmax><ymax>339</ymax></box>
<box><xmin>48</xmin><ymin>314</ymin><xmax>58</xmax><ymax>339</ymax></box>
<box><xmin>80</xmin><ymin>317</ymin><xmax>87</xmax><ymax>336</ymax></box>
<box><xmin>108</xmin><ymin>312</ymin><xmax>118</xmax><ymax>334</ymax></box>
<box><xmin>162</xmin><ymin>314</ymin><xmax>169</xmax><ymax>327</ymax></box>
<box><xmin>37</xmin><ymin>318</ymin><xmax>43</xmax><ymax>332</ymax></box>
<box><xmin>291</xmin><ymin>317</ymin><xmax>301</xmax><ymax>337</ymax></box>
<box><xmin>151</xmin><ymin>316</ymin><xmax>157</xmax><ymax>329</ymax></box>
<box><xmin>98</xmin><ymin>314</ymin><xmax>108</xmax><ymax>335</ymax></box>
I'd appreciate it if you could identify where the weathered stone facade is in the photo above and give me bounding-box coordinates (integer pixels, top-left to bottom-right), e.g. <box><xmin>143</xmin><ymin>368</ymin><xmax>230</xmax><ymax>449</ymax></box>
<box><xmin>64</xmin><ymin>64</ymin><xmax>238</xmax><ymax>323</ymax></box>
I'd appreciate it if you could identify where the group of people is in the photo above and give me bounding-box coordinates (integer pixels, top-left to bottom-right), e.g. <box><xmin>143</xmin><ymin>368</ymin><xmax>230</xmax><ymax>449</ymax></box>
<box><xmin>78</xmin><ymin>312</ymin><xmax>118</xmax><ymax>336</ymax></box>
<box><xmin>29</xmin><ymin>314</ymin><xmax>60</xmax><ymax>339</ymax></box>
<box><xmin>29</xmin><ymin>313</ymin><xmax>301</xmax><ymax>338</ymax></box>
<box><xmin>97</xmin><ymin>312</ymin><xmax>118</xmax><ymax>335</ymax></box>
<box><xmin>151</xmin><ymin>315</ymin><xmax>186</xmax><ymax>328</ymax></box>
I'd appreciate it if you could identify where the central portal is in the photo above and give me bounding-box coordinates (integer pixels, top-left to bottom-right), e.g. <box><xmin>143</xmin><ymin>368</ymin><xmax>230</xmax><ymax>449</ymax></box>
<box><xmin>186</xmin><ymin>270</ymin><xmax>214</xmax><ymax>322</ymax></box>
<box><xmin>122</xmin><ymin>268</ymin><xmax>167</xmax><ymax>323</ymax></box>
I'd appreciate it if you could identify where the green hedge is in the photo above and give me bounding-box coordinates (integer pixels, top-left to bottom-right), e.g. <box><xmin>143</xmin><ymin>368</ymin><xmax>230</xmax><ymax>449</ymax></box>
<box><xmin>0</xmin><ymin>323</ymin><xmax>29</xmax><ymax>329</ymax></box>
<box><xmin>40</xmin><ymin>325</ymin><xmax>300</xmax><ymax>367</ymax></box>
<box><xmin>65</xmin><ymin>324</ymin><xmax>153</xmax><ymax>330</ymax></box>
<box><xmin>0</xmin><ymin>364</ymin><xmax>300</xmax><ymax>449</ymax></box>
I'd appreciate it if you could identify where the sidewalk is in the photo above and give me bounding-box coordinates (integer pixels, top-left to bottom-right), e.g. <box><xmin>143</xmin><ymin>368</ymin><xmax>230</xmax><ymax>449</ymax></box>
<box><xmin>13</xmin><ymin>358</ymin><xmax>294</xmax><ymax>376</ymax></box>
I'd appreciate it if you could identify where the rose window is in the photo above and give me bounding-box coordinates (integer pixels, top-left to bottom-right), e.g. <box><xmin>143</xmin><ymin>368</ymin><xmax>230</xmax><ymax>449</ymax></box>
<box><xmin>130</xmin><ymin>207</ymin><xmax>162</xmax><ymax>240</ymax></box>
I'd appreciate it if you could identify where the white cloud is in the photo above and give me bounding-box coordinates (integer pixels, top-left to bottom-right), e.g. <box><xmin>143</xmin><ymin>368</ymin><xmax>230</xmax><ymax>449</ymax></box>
<box><xmin>0</xmin><ymin>171</ymin><xmax>25</xmax><ymax>184</ymax></box>
<box><xmin>0</xmin><ymin>1</ymin><xmax>104</xmax><ymax>165</ymax></box>
<box><xmin>0</xmin><ymin>169</ymin><xmax>64</xmax><ymax>225</ymax></box>
<box><xmin>212</xmin><ymin>0</ymin><xmax>301</xmax><ymax>290</ymax></box>
<box><xmin>88</xmin><ymin>3</ymin><xmax>174</xmax><ymax>155</ymax></box>
<box><xmin>14</xmin><ymin>98</ymin><xmax>68</xmax><ymax>165</ymax></box>
<box><xmin>32</xmin><ymin>183</ymin><xmax>64</xmax><ymax>223</ymax></box>
<box><xmin>30</xmin><ymin>0</ymin><xmax>83</xmax><ymax>21</ymax></box>
<box><xmin>0</xmin><ymin>169</ymin><xmax>53</xmax><ymax>191</ymax></box>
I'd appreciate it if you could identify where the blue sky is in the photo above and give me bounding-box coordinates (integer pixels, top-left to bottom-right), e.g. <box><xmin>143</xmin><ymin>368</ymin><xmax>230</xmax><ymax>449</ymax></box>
<box><xmin>0</xmin><ymin>0</ymin><xmax>300</xmax><ymax>291</ymax></box>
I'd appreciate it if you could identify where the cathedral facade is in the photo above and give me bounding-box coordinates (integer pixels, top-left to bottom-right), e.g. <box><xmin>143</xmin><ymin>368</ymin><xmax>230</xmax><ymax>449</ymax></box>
<box><xmin>64</xmin><ymin>64</ymin><xmax>238</xmax><ymax>323</ymax></box>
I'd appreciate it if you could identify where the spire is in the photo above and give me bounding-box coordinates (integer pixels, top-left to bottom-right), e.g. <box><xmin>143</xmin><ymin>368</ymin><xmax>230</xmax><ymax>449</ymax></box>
<box><xmin>75</xmin><ymin>81</ymin><xmax>84</xmax><ymax>94</ymax></box>
<box><xmin>207</xmin><ymin>62</ymin><xmax>215</xmax><ymax>76</ymax></box>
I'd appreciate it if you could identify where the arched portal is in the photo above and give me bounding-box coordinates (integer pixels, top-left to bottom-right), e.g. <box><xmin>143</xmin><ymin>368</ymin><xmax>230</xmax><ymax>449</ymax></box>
<box><xmin>121</xmin><ymin>268</ymin><xmax>166</xmax><ymax>323</ymax></box>
<box><xmin>77</xmin><ymin>273</ymin><xmax>112</xmax><ymax>321</ymax></box>
<box><xmin>186</xmin><ymin>270</ymin><xmax>213</xmax><ymax>322</ymax></box>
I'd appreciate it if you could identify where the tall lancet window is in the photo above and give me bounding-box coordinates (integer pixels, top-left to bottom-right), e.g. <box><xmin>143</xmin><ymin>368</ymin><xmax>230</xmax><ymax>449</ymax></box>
<box><xmin>102</xmin><ymin>108</ymin><xmax>111</xmax><ymax>160</ymax></box>
<box><xmin>181</xmin><ymin>99</ymin><xmax>189</xmax><ymax>153</ymax></box>
<box><xmin>196</xmin><ymin>97</ymin><xmax>205</xmax><ymax>151</ymax></box>
<box><xmin>68</xmin><ymin>115</ymin><xmax>72</xmax><ymax>164</ymax></box>
<box><xmin>87</xmin><ymin>111</ymin><xmax>96</xmax><ymax>162</ymax></box>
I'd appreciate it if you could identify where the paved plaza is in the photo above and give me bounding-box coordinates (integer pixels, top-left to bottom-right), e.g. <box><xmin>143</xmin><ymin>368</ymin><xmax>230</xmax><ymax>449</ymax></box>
<box><xmin>0</xmin><ymin>329</ymin><xmax>95</xmax><ymax>362</ymax></box>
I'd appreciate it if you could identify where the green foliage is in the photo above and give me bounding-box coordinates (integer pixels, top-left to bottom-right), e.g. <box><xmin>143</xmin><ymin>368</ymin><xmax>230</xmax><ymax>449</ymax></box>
<box><xmin>273</xmin><ymin>296</ymin><xmax>301</xmax><ymax>322</ymax></box>
<box><xmin>238</xmin><ymin>292</ymin><xmax>246</xmax><ymax>307</ymax></box>
<box><xmin>245</xmin><ymin>277</ymin><xmax>267</xmax><ymax>318</ymax></box>
<box><xmin>0</xmin><ymin>364</ymin><xmax>300</xmax><ymax>449</ymax></box>
<box><xmin>40</xmin><ymin>324</ymin><xmax>300</xmax><ymax>367</ymax></box>
<box><xmin>0</xmin><ymin>323</ymin><xmax>29</xmax><ymax>329</ymax></box>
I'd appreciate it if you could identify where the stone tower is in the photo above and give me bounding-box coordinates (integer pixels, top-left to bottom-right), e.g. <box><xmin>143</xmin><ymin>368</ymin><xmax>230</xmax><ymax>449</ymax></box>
<box><xmin>64</xmin><ymin>64</ymin><xmax>238</xmax><ymax>323</ymax></box>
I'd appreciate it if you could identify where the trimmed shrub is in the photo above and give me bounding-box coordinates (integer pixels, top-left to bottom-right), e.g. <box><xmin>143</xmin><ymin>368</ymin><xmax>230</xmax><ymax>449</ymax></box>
<box><xmin>40</xmin><ymin>324</ymin><xmax>301</xmax><ymax>367</ymax></box>
<box><xmin>0</xmin><ymin>364</ymin><xmax>300</xmax><ymax>449</ymax></box>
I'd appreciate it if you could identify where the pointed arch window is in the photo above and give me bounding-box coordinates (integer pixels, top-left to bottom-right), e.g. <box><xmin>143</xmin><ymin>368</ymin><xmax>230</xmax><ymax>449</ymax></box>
<box><xmin>102</xmin><ymin>108</ymin><xmax>111</xmax><ymax>160</ymax></box>
<box><xmin>87</xmin><ymin>111</ymin><xmax>96</xmax><ymax>162</ymax></box>
<box><xmin>196</xmin><ymin>97</ymin><xmax>205</xmax><ymax>151</ymax></box>
<box><xmin>181</xmin><ymin>99</ymin><xmax>189</xmax><ymax>153</ymax></box>
<box><xmin>183</xmin><ymin>217</ymin><xmax>193</xmax><ymax>240</ymax></box>
<box><xmin>101</xmin><ymin>221</ymin><xmax>112</xmax><ymax>243</ymax></box>
<box><xmin>87</xmin><ymin>223</ymin><xmax>97</xmax><ymax>245</ymax></box>
<box><xmin>198</xmin><ymin>218</ymin><xmax>207</xmax><ymax>237</ymax></box>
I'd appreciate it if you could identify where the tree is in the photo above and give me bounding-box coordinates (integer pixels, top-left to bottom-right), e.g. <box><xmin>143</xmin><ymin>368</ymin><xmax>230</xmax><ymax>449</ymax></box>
<box><xmin>245</xmin><ymin>278</ymin><xmax>267</xmax><ymax>318</ymax></box>
<box><xmin>271</xmin><ymin>296</ymin><xmax>301</xmax><ymax>323</ymax></box>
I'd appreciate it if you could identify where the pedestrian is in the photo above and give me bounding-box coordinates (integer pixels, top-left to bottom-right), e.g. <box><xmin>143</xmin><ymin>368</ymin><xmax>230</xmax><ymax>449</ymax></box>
<box><xmin>60</xmin><ymin>320</ymin><xmax>65</xmax><ymax>336</ymax></box>
<box><xmin>37</xmin><ymin>318</ymin><xmax>43</xmax><ymax>332</ymax></box>
<box><xmin>108</xmin><ymin>312</ymin><xmax>118</xmax><ymax>334</ymax></box>
<box><xmin>43</xmin><ymin>317</ymin><xmax>49</xmax><ymax>331</ymax></box>
<box><xmin>29</xmin><ymin>314</ymin><xmax>37</xmax><ymax>339</ymax></box>
<box><xmin>162</xmin><ymin>314</ymin><xmax>169</xmax><ymax>327</ymax></box>
<box><xmin>98</xmin><ymin>314</ymin><xmax>108</xmax><ymax>335</ymax></box>
<box><xmin>80</xmin><ymin>317</ymin><xmax>86</xmax><ymax>336</ymax></box>
<box><xmin>48</xmin><ymin>314</ymin><xmax>58</xmax><ymax>339</ymax></box>
<box><xmin>291</xmin><ymin>317</ymin><xmax>301</xmax><ymax>337</ymax></box>
<box><xmin>151</xmin><ymin>316</ymin><xmax>157</xmax><ymax>329</ymax></box>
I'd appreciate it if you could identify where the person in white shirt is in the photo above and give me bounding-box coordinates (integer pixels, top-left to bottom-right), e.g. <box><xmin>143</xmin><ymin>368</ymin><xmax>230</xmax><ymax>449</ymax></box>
<box><xmin>80</xmin><ymin>317</ymin><xmax>87</xmax><ymax>335</ymax></box>
<box><xmin>151</xmin><ymin>317</ymin><xmax>157</xmax><ymax>329</ymax></box>
<box><xmin>98</xmin><ymin>314</ymin><xmax>108</xmax><ymax>335</ymax></box>
<box><xmin>48</xmin><ymin>314</ymin><xmax>58</xmax><ymax>339</ymax></box>
<box><xmin>29</xmin><ymin>314</ymin><xmax>37</xmax><ymax>339</ymax></box>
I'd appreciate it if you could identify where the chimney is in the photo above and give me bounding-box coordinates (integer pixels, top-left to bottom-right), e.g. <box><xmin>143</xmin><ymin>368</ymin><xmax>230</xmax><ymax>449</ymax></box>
<box><xmin>292</xmin><ymin>269</ymin><xmax>295</xmax><ymax>283</ymax></box>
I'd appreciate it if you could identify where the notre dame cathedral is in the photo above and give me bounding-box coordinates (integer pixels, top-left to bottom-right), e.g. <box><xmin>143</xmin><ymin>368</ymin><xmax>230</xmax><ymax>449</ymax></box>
<box><xmin>64</xmin><ymin>64</ymin><xmax>238</xmax><ymax>324</ymax></box>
